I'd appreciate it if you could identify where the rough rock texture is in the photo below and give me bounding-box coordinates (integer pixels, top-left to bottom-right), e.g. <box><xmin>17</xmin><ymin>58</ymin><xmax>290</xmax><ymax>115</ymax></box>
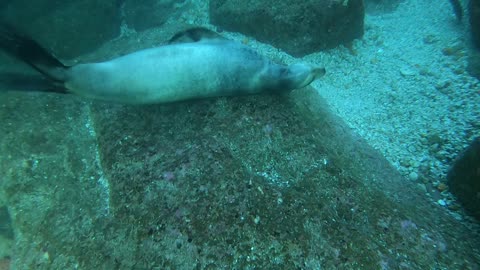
<box><xmin>0</xmin><ymin>92</ymin><xmax>105</xmax><ymax>268</ymax></box>
<box><xmin>471</xmin><ymin>0</ymin><xmax>480</xmax><ymax>49</ymax></box>
<box><xmin>0</xmin><ymin>207</ymin><xmax>13</xmax><ymax>241</ymax></box>
<box><xmin>0</xmin><ymin>205</ymin><xmax>13</xmax><ymax>264</ymax></box>
<box><xmin>123</xmin><ymin>0</ymin><xmax>189</xmax><ymax>32</ymax></box>
<box><xmin>448</xmin><ymin>138</ymin><xmax>480</xmax><ymax>220</ymax></box>
<box><xmin>210</xmin><ymin>0</ymin><xmax>365</xmax><ymax>57</ymax></box>
<box><xmin>1</xmin><ymin>85</ymin><xmax>479</xmax><ymax>268</ymax></box>
<box><xmin>0</xmin><ymin>0</ymin><xmax>121</xmax><ymax>59</ymax></box>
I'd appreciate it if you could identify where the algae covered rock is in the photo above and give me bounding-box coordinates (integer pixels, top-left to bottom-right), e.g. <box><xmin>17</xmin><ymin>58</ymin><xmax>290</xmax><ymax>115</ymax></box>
<box><xmin>2</xmin><ymin>88</ymin><xmax>479</xmax><ymax>269</ymax></box>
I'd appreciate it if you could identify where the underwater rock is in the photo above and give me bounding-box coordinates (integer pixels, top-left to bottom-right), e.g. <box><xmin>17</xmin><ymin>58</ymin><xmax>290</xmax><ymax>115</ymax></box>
<box><xmin>0</xmin><ymin>0</ymin><xmax>121</xmax><ymax>59</ymax></box>
<box><xmin>471</xmin><ymin>0</ymin><xmax>480</xmax><ymax>49</ymax></box>
<box><xmin>467</xmin><ymin>51</ymin><xmax>480</xmax><ymax>79</ymax></box>
<box><xmin>122</xmin><ymin>0</ymin><xmax>189</xmax><ymax>32</ymax></box>
<box><xmin>0</xmin><ymin>206</ymin><xmax>13</xmax><ymax>263</ymax></box>
<box><xmin>448</xmin><ymin>0</ymin><xmax>463</xmax><ymax>21</ymax></box>
<box><xmin>0</xmin><ymin>0</ymin><xmax>12</xmax><ymax>11</ymax></box>
<box><xmin>210</xmin><ymin>0</ymin><xmax>365</xmax><ymax>57</ymax></box>
<box><xmin>0</xmin><ymin>206</ymin><xmax>13</xmax><ymax>240</ymax></box>
<box><xmin>447</xmin><ymin>137</ymin><xmax>480</xmax><ymax>221</ymax></box>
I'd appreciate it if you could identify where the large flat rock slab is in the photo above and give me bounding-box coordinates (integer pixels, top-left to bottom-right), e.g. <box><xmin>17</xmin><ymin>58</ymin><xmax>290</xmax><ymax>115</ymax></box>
<box><xmin>2</xmin><ymin>89</ymin><xmax>478</xmax><ymax>268</ymax></box>
<box><xmin>0</xmin><ymin>92</ymin><xmax>106</xmax><ymax>268</ymax></box>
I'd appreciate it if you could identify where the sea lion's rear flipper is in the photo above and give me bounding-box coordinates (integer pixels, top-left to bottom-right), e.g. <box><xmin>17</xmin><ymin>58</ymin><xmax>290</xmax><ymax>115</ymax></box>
<box><xmin>0</xmin><ymin>73</ymin><xmax>67</xmax><ymax>94</ymax></box>
<box><xmin>168</xmin><ymin>27</ymin><xmax>226</xmax><ymax>44</ymax></box>
<box><xmin>0</xmin><ymin>23</ymin><xmax>69</xmax><ymax>94</ymax></box>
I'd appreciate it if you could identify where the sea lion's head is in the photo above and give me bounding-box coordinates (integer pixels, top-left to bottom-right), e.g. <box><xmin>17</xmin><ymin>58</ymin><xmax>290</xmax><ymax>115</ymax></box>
<box><xmin>263</xmin><ymin>63</ymin><xmax>325</xmax><ymax>93</ymax></box>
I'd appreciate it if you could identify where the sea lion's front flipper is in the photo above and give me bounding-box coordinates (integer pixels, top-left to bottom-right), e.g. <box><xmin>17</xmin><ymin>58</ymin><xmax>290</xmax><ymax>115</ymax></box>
<box><xmin>168</xmin><ymin>27</ymin><xmax>226</xmax><ymax>44</ymax></box>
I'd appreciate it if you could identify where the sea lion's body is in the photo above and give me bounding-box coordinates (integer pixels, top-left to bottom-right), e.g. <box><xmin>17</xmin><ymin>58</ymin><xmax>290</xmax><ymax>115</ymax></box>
<box><xmin>67</xmin><ymin>41</ymin><xmax>277</xmax><ymax>103</ymax></box>
<box><xmin>0</xmin><ymin>27</ymin><xmax>325</xmax><ymax>104</ymax></box>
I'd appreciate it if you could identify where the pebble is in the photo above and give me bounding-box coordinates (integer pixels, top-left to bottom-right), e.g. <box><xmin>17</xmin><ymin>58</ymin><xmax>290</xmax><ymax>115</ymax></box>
<box><xmin>437</xmin><ymin>182</ymin><xmax>448</xmax><ymax>192</ymax></box>
<box><xmin>435</xmin><ymin>79</ymin><xmax>451</xmax><ymax>90</ymax></box>
<box><xmin>400</xmin><ymin>159</ymin><xmax>410</xmax><ymax>167</ymax></box>
<box><xmin>299</xmin><ymin>0</ymin><xmax>480</xmax><ymax>218</ymax></box>
<box><xmin>417</xmin><ymin>183</ymin><xmax>427</xmax><ymax>193</ymax></box>
<box><xmin>448</xmin><ymin>204</ymin><xmax>461</xmax><ymax>211</ymax></box>
<box><xmin>407</xmin><ymin>145</ymin><xmax>416</xmax><ymax>153</ymax></box>
<box><xmin>400</xmin><ymin>67</ymin><xmax>416</xmax><ymax>77</ymax></box>
<box><xmin>408</xmin><ymin>172</ymin><xmax>419</xmax><ymax>181</ymax></box>
<box><xmin>437</xmin><ymin>199</ymin><xmax>447</xmax><ymax>206</ymax></box>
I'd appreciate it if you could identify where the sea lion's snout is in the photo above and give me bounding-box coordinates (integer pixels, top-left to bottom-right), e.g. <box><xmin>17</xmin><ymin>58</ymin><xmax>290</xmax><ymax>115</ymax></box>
<box><xmin>286</xmin><ymin>63</ymin><xmax>325</xmax><ymax>89</ymax></box>
<box><xmin>312</xmin><ymin>67</ymin><xmax>326</xmax><ymax>79</ymax></box>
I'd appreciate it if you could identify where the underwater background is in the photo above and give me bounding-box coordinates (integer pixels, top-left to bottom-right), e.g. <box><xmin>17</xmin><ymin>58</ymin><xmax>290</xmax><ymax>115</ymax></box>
<box><xmin>0</xmin><ymin>0</ymin><xmax>479</xmax><ymax>269</ymax></box>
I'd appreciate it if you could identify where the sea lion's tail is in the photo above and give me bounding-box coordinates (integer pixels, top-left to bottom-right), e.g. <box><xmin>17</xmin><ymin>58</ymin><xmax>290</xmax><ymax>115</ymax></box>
<box><xmin>0</xmin><ymin>23</ymin><xmax>68</xmax><ymax>93</ymax></box>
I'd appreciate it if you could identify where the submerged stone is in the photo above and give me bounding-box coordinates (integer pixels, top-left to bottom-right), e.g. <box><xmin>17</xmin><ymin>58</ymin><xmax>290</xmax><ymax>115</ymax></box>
<box><xmin>448</xmin><ymin>137</ymin><xmax>480</xmax><ymax>221</ymax></box>
<box><xmin>471</xmin><ymin>0</ymin><xmax>480</xmax><ymax>49</ymax></box>
<box><xmin>210</xmin><ymin>0</ymin><xmax>365</xmax><ymax>57</ymax></box>
<box><xmin>0</xmin><ymin>0</ymin><xmax>121</xmax><ymax>59</ymax></box>
<box><xmin>123</xmin><ymin>0</ymin><xmax>190</xmax><ymax>32</ymax></box>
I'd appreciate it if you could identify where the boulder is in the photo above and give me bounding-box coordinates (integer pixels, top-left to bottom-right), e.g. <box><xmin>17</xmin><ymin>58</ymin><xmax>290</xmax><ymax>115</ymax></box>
<box><xmin>210</xmin><ymin>0</ymin><xmax>364</xmax><ymax>57</ymax></box>
<box><xmin>471</xmin><ymin>0</ymin><xmax>480</xmax><ymax>49</ymax></box>
<box><xmin>2</xmin><ymin>79</ymin><xmax>479</xmax><ymax>268</ymax></box>
<box><xmin>447</xmin><ymin>137</ymin><xmax>480</xmax><ymax>220</ymax></box>
<box><xmin>467</xmin><ymin>0</ymin><xmax>480</xmax><ymax>78</ymax></box>
<box><xmin>123</xmin><ymin>0</ymin><xmax>190</xmax><ymax>32</ymax></box>
<box><xmin>467</xmin><ymin>51</ymin><xmax>480</xmax><ymax>79</ymax></box>
<box><xmin>1</xmin><ymin>0</ymin><xmax>121</xmax><ymax>59</ymax></box>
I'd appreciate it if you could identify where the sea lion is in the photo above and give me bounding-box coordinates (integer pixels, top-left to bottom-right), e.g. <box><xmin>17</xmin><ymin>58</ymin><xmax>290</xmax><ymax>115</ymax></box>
<box><xmin>0</xmin><ymin>26</ymin><xmax>325</xmax><ymax>104</ymax></box>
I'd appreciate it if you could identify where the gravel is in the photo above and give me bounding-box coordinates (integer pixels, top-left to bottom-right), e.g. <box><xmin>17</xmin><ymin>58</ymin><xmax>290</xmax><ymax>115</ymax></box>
<box><xmin>304</xmin><ymin>0</ymin><xmax>480</xmax><ymax>185</ymax></box>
